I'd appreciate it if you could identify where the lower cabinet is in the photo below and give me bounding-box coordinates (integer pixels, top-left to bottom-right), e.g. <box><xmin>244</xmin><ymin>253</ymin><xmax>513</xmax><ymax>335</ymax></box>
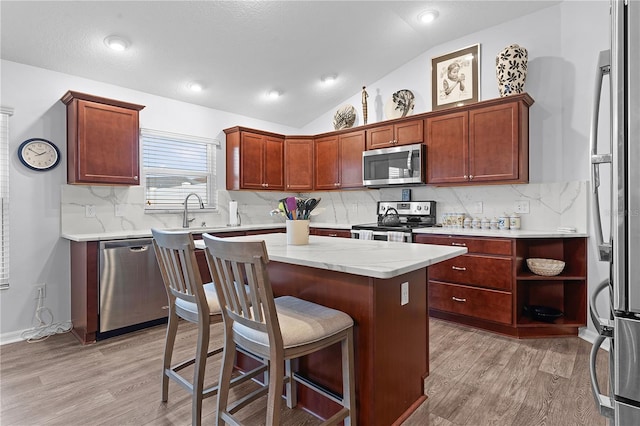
<box><xmin>415</xmin><ymin>234</ymin><xmax>587</xmax><ymax>338</ymax></box>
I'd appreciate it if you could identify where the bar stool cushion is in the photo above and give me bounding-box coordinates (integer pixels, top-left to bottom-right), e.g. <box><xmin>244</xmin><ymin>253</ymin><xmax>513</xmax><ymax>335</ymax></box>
<box><xmin>175</xmin><ymin>283</ymin><xmax>222</xmax><ymax>315</ymax></box>
<box><xmin>234</xmin><ymin>295</ymin><xmax>353</xmax><ymax>349</ymax></box>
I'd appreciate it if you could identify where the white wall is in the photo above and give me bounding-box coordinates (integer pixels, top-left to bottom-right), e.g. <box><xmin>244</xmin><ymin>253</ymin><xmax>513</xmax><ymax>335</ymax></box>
<box><xmin>1</xmin><ymin>0</ymin><xmax>612</xmax><ymax>342</ymax></box>
<box><xmin>0</xmin><ymin>61</ymin><xmax>299</xmax><ymax>342</ymax></box>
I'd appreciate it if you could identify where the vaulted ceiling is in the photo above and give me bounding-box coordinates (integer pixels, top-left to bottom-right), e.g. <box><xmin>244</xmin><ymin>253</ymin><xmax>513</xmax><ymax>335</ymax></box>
<box><xmin>1</xmin><ymin>1</ymin><xmax>560</xmax><ymax>127</ymax></box>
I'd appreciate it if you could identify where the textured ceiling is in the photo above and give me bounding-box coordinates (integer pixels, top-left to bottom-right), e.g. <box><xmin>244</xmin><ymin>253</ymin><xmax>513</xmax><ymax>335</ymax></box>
<box><xmin>1</xmin><ymin>1</ymin><xmax>560</xmax><ymax>128</ymax></box>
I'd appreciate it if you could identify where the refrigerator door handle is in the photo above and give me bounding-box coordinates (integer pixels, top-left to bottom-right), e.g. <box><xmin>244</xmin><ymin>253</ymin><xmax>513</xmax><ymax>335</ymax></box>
<box><xmin>589</xmin><ymin>49</ymin><xmax>613</xmax><ymax>262</ymax></box>
<box><xmin>589</xmin><ymin>279</ymin><xmax>614</xmax><ymax>337</ymax></box>
<box><xmin>590</xmin><ymin>334</ymin><xmax>615</xmax><ymax>419</ymax></box>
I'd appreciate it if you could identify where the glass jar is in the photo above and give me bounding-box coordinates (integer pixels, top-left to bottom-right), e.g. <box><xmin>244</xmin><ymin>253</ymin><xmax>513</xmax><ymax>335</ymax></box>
<box><xmin>463</xmin><ymin>217</ymin><xmax>472</xmax><ymax>229</ymax></box>
<box><xmin>490</xmin><ymin>217</ymin><xmax>499</xmax><ymax>230</ymax></box>
<box><xmin>481</xmin><ymin>217</ymin><xmax>490</xmax><ymax>229</ymax></box>
<box><xmin>471</xmin><ymin>217</ymin><xmax>481</xmax><ymax>229</ymax></box>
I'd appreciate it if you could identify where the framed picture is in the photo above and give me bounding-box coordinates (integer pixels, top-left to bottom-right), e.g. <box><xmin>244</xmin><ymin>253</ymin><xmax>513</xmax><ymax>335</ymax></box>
<box><xmin>431</xmin><ymin>44</ymin><xmax>480</xmax><ymax>111</ymax></box>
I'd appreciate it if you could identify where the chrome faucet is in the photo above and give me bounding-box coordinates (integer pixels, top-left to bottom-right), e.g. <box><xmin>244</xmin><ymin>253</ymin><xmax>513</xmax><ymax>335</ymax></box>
<box><xmin>182</xmin><ymin>192</ymin><xmax>204</xmax><ymax>228</ymax></box>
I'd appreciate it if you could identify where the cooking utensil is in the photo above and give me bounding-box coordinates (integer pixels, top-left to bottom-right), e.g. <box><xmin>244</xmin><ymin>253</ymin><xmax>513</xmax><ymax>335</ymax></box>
<box><xmin>278</xmin><ymin>201</ymin><xmax>289</xmax><ymax>219</ymax></box>
<box><xmin>304</xmin><ymin>197</ymin><xmax>321</xmax><ymax>219</ymax></box>
<box><xmin>297</xmin><ymin>198</ymin><xmax>306</xmax><ymax>220</ymax></box>
<box><xmin>286</xmin><ymin>197</ymin><xmax>297</xmax><ymax>220</ymax></box>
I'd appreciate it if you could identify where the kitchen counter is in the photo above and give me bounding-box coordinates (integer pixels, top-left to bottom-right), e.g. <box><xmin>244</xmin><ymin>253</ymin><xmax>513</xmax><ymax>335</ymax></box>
<box><xmin>61</xmin><ymin>222</ymin><xmax>351</xmax><ymax>242</ymax></box>
<box><xmin>196</xmin><ymin>232</ymin><xmax>465</xmax><ymax>425</ymax></box>
<box><xmin>194</xmin><ymin>232</ymin><xmax>466</xmax><ymax>279</ymax></box>
<box><xmin>413</xmin><ymin>227</ymin><xmax>588</xmax><ymax>238</ymax></box>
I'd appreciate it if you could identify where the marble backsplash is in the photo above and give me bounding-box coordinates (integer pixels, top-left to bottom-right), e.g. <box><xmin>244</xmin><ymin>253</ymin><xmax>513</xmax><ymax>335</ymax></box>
<box><xmin>61</xmin><ymin>181</ymin><xmax>588</xmax><ymax>235</ymax></box>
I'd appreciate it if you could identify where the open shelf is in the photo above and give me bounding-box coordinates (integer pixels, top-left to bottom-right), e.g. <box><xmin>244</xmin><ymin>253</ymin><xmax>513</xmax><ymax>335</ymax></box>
<box><xmin>516</xmin><ymin>272</ymin><xmax>586</xmax><ymax>281</ymax></box>
<box><xmin>517</xmin><ymin>315</ymin><xmax>586</xmax><ymax>328</ymax></box>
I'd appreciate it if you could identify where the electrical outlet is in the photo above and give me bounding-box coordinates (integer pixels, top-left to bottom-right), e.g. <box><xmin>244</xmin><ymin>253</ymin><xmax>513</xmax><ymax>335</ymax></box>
<box><xmin>514</xmin><ymin>200</ymin><xmax>530</xmax><ymax>214</ymax></box>
<box><xmin>115</xmin><ymin>204</ymin><xmax>125</xmax><ymax>217</ymax></box>
<box><xmin>34</xmin><ymin>283</ymin><xmax>46</xmax><ymax>299</ymax></box>
<box><xmin>85</xmin><ymin>204</ymin><xmax>96</xmax><ymax>218</ymax></box>
<box><xmin>472</xmin><ymin>201</ymin><xmax>483</xmax><ymax>214</ymax></box>
<box><xmin>401</xmin><ymin>282</ymin><xmax>409</xmax><ymax>306</ymax></box>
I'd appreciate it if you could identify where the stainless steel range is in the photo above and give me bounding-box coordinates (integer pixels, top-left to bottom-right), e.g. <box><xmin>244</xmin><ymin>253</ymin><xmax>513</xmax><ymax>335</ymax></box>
<box><xmin>351</xmin><ymin>201</ymin><xmax>436</xmax><ymax>242</ymax></box>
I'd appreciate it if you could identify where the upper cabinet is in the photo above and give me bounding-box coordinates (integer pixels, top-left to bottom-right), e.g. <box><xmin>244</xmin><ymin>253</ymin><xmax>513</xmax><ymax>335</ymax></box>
<box><xmin>61</xmin><ymin>91</ymin><xmax>145</xmax><ymax>185</ymax></box>
<box><xmin>366</xmin><ymin>118</ymin><xmax>424</xmax><ymax>150</ymax></box>
<box><xmin>314</xmin><ymin>130</ymin><xmax>365</xmax><ymax>190</ymax></box>
<box><xmin>426</xmin><ymin>94</ymin><xmax>533</xmax><ymax>185</ymax></box>
<box><xmin>225</xmin><ymin>128</ymin><xmax>284</xmax><ymax>191</ymax></box>
<box><xmin>284</xmin><ymin>137</ymin><xmax>314</xmax><ymax>191</ymax></box>
<box><xmin>225</xmin><ymin>93</ymin><xmax>533</xmax><ymax>191</ymax></box>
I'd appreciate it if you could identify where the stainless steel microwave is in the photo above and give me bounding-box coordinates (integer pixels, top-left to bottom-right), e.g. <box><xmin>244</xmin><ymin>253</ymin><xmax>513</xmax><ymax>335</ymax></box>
<box><xmin>362</xmin><ymin>143</ymin><xmax>426</xmax><ymax>187</ymax></box>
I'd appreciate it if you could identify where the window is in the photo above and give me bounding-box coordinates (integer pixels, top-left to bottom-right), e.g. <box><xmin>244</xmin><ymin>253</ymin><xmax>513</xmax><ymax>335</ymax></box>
<box><xmin>0</xmin><ymin>107</ymin><xmax>13</xmax><ymax>290</ymax></box>
<box><xmin>141</xmin><ymin>129</ymin><xmax>219</xmax><ymax>211</ymax></box>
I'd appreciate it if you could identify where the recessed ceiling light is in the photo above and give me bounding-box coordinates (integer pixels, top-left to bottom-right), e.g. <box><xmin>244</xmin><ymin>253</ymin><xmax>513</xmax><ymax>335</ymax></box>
<box><xmin>418</xmin><ymin>10</ymin><xmax>439</xmax><ymax>24</ymax></box>
<box><xmin>321</xmin><ymin>74</ymin><xmax>338</xmax><ymax>85</ymax></box>
<box><xmin>104</xmin><ymin>35</ymin><xmax>130</xmax><ymax>51</ymax></box>
<box><xmin>267</xmin><ymin>90</ymin><xmax>281</xmax><ymax>99</ymax></box>
<box><xmin>187</xmin><ymin>82</ymin><xmax>204</xmax><ymax>92</ymax></box>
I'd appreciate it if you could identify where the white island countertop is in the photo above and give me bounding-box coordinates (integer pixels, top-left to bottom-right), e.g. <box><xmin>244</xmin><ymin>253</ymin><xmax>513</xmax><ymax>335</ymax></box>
<box><xmin>194</xmin><ymin>233</ymin><xmax>467</xmax><ymax>279</ymax></box>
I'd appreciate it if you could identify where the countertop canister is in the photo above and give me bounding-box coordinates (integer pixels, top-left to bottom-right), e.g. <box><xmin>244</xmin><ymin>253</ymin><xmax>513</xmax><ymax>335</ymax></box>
<box><xmin>286</xmin><ymin>220</ymin><xmax>310</xmax><ymax>245</ymax></box>
<box><xmin>509</xmin><ymin>213</ymin><xmax>521</xmax><ymax>230</ymax></box>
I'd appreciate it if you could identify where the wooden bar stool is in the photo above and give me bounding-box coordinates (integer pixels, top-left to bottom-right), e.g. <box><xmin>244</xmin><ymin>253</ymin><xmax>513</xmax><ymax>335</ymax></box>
<box><xmin>151</xmin><ymin>229</ymin><xmax>265</xmax><ymax>426</ymax></box>
<box><xmin>201</xmin><ymin>233</ymin><xmax>357</xmax><ymax>425</ymax></box>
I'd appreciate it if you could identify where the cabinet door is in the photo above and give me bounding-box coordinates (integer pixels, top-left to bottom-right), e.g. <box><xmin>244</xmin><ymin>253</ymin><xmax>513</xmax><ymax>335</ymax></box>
<box><xmin>366</xmin><ymin>125</ymin><xmax>395</xmax><ymax>150</ymax></box>
<box><xmin>263</xmin><ymin>135</ymin><xmax>284</xmax><ymax>190</ymax></box>
<box><xmin>339</xmin><ymin>131</ymin><xmax>365</xmax><ymax>189</ymax></box>
<box><xmin>240</xmin><ymin>132</ymin><xmax>265</xmax><ymax>189</ymax></box>
<box><xmin>285</xmin><ymin>138</ymin><xmax>314</xmax><ymax>191</ymax></box>
<box><xmin>394</xmin><ymin>119</ymin><xmax>424</xmax><ymax>146</ymax></box>
<box><xmin>366</xmin><ymin>120</ymin><xmax>423</xmax><ymax>150</ymax></box>
<box><xmin>74</xmin><ymin>100</ymin><xmax>140</xmax><ymax>185</ymax></box>
<box><xmin>469</xmin><ymin>102</ymin><xmax>523</xmax><ymax>182</ymax></box>
<box><xmin>314</xmin><ymin>135</ymin><xmax>340</xmax><ymax>190</ymax></box>
<box><xmin>426</xmin><ymin>111</ymin><xmax>468</xmax><ymax>184</ymax></box>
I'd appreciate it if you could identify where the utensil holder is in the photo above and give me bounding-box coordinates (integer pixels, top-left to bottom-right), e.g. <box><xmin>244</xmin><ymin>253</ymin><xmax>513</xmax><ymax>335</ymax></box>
<box><xmin>286</xmin><ymin>220</ymin><xmax>310</xmax><ymax>245</ymax></box>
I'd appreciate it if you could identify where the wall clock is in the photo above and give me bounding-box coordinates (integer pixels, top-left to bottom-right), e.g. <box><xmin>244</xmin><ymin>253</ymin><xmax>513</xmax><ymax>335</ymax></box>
<box><xmin>18</xmin><ymin>138</ymin><xmax>61</xmax><ymax>171</ymax></box>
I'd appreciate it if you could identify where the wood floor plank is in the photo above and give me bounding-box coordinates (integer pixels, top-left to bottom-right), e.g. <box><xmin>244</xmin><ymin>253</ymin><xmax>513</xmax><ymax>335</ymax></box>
<box><xmin>538</xmin><ymin>337</ymin><xmax>579</xmax><ymax>379</ymax></box>
<box><xmin>1</xmin><ymin>319</ymin><xmax>610</xmax><ymax>426</ymax></box>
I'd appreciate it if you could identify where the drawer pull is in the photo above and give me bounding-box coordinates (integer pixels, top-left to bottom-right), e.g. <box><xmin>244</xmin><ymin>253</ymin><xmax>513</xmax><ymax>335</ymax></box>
<box><xmin>328</xmin><ymin>233</ymin><xmax>338</xmax><ymax>237</ymax></box>
<box><xmin>451</xmin><ymin>242</ymin><xmax>467</xmax><ymax>247</ymax></box>
<box><xmin>452</xmin><ymin>296</ymin><xmax>467</xmax><ymax>302</ymax></box>
<box><xmin>451</xmin><ymin>266</ymin><xmax>467</xmax><ymax>271</ymax></box>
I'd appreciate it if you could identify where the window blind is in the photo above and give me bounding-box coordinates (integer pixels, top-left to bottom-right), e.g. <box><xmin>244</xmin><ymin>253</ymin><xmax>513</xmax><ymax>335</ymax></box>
<box><xmin>141</xmin><ymin>129</ymin><xmax>219</xmax><ymax>210</ymax></box>
<box><xmin>0</xmin><ymin>107</ymin><xmax>13</xmax><ymax>290</ymax></box>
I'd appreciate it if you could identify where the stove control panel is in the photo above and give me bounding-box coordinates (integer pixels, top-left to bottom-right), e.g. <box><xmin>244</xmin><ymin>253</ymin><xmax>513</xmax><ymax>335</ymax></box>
<box><xmin>377</xmin><ymin>201</ymin><xmax>435</xmax><ymax>216</ymax></box>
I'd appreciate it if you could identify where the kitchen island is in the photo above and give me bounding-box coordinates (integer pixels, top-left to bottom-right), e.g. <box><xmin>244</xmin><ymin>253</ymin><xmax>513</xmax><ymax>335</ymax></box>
<box><xmin>195</xmin><ymin>233</ymin><xmax>466</xmax><ymax>426</ymax></box>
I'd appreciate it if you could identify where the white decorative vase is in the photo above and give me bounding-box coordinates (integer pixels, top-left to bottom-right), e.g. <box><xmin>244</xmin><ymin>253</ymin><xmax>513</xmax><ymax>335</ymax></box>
<box><xmin>495</xmin><ymin>44</ymin><xmax>528</xmax><ymax>97</ymax></box>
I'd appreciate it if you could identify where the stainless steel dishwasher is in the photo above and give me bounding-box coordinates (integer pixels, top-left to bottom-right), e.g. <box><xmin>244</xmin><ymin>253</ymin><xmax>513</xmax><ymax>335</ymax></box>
<box><xmin>99</xmin><ymin>238</ymin><xmax>168</xmax><ymax>334</ymax></box>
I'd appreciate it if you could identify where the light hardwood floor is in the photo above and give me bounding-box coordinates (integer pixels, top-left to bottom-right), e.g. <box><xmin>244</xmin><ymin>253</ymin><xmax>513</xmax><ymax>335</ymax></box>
<box><xmin>1</xmin><ymin>318</ymin><xmax>609</xmax><ymax>425</ymax></box>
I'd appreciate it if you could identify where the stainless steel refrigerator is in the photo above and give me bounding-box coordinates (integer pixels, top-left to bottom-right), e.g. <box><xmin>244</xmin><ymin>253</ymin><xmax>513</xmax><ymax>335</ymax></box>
<box><xmin>590</xmin><ymin>0</ymin><xmax>640</xmax><ymax>424</ymax></box>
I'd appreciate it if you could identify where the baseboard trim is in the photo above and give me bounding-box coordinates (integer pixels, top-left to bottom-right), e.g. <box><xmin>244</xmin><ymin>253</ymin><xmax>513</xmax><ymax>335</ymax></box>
<box><xmin>0</xmin><ymin>330</ymin><xmax>27</xmax><ymax>346</ymax></box>
<box><xmin>579</xmin><ymin>327</ymin><xmax>610</xmax><ymax>352</ymax></box>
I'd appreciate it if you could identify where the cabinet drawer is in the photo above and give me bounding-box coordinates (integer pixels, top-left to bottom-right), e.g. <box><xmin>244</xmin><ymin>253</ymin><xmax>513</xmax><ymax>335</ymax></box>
<box><xmin>429</xmin><ymin>281</ymin><xmax>512</xmax><ymax>325</ymax></box>
<box><xmin>428</xmin><ymin>254</ymin><xmax>512</xmax><ymax>290</ymax></box>
<box><xmin>416</xmin><ymin>234</ymin><xmax>513</xmax><ymax>256</ymax></box>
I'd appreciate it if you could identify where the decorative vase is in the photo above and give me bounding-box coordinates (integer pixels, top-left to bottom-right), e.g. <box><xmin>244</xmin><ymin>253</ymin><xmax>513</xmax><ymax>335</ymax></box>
<box><xmin>495</xmin><ymin>44</ymin><xmax>528</xmax><ymax>97</ymax></box>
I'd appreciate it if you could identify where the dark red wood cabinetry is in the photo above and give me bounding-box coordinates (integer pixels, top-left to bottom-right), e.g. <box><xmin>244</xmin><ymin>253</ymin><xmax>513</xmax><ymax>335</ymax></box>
<box><xmin>365</xmin><ymin>118</ymin><xmax>423</xmax><ymax>149</ymax></box>
<box><xmin>61</xmin><ymin>91</ymin><xmax>145</xmax><ymax>185</ymax></box>
<box><xmin>225</xmin><ymin>127</ymin><xmax>284</xmax><ymax>190</ymax></box>
<box><xmin>314</xmin><ymin>130</ymin><xmax>365</xmax><ymax>190</ymax></box>
<box><xmin>284</xmin><ymin>137</ymin><xmax>314</xmax><ymax>191</ymax></box>
<box><xmin>415</xmin><ymin>233</ymin><xmax>587</xmax><ymax>338</ymax></box>
<box><xmin>426</xmin><ymin>93</ymin><xmax>532</xmax><ymax>185</ymax></box>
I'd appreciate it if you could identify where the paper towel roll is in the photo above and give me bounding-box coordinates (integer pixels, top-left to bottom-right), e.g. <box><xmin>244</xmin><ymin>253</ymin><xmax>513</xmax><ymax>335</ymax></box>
<box><xmin>229</xmin><ymin>201</ymin><xmax>239</xmax><ymax>226</ymax></box>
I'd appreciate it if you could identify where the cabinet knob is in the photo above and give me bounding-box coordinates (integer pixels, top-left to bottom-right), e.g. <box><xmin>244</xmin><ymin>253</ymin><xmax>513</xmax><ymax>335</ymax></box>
<box><xmin>451</xmin><ymin>266</ymin><xmax>467</xmax><ymax>271</ymax></box>
<box><xmin>394</xmin><ymin>139</ymin><xmax>398</xmax><ymax>144</ymax></box>
<box><xmin>334</xmin><ymin>182</ymin><xmax>340</xmax><ymax>187</ymax></box>
<box><xmin>134</xmin><ymin>176</ymin><xmax>138</xmax><ymax>181</ymax></box>
<box><xmin>452</xmin><ymin>296</ymin><xmax>467</xmax><ymax>302</ymax></box>
<box><xmin>463</xmin><ymin>175</ymin><xmax>468</xmax><ymax>179</ymax></box>
<box><xmin>264</xmin><ymin>183</ymin><xmax>269</xmax><ymax>188</ymax></box>
<box><xmin>469</xmin><ymin>175</ymin><xmax>474</xmax><ymax>180</ymax></box>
